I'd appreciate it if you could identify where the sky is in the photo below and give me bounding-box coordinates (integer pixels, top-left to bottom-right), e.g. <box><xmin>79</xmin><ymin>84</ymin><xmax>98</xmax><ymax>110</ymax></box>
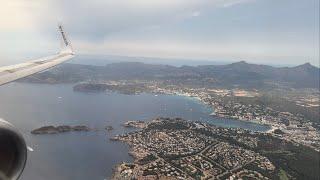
<box><xmin>0</xmin><ymin>0</ymin><xmax>319</xmax><ymax>66</ymax></box>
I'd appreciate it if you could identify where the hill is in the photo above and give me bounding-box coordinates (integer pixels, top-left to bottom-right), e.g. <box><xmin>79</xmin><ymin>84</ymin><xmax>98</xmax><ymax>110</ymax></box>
<box><xmin>21</xmin><ymin>61</ymin><xmax>319</xmax><ymax>89</ymax></box>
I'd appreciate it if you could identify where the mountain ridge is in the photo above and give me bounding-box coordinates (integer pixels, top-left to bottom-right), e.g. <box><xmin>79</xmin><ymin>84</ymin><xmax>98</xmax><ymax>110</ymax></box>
<box><xmin>22</xmin><ymin>61</ymin><xmax>320</xmax><ymax>89</ymax></box>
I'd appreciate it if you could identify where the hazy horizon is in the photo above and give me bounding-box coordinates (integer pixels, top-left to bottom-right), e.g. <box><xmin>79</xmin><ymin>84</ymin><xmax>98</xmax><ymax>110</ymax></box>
<box><xmin>0</xmin><ymin>53</ymin><xmax>318</xmax><ymax>68</ymax></box>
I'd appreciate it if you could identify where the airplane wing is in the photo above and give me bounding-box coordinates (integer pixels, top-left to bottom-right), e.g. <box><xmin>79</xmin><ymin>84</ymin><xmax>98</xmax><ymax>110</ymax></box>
<box><xmin>0</xmin><ymin>25</ymin><xmax>75</xmax><ymax>86</ymax></box>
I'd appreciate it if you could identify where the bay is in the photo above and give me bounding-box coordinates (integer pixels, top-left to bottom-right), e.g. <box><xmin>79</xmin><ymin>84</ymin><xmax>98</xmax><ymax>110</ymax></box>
<box><xmin>0</xmin><ymin>83</ymin><xmax>270</xmax><ymax>180</ymax></box>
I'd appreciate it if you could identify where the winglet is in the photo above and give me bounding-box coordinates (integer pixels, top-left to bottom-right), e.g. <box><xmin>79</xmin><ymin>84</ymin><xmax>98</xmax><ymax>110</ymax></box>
<box><xmin>58</xmin><ymin>24</ymin><xmax>74</xmax><ymax>55</ymax></box>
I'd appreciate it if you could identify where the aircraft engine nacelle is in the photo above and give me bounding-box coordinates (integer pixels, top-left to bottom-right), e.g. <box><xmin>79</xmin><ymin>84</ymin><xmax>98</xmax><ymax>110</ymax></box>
<box><xmin>0</xmin><ymin>119</ymin><xmax>27</xmax><ymax>180</ymax></box>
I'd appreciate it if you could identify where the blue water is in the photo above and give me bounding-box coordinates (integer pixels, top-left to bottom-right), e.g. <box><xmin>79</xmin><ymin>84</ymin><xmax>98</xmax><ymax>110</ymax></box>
<box><xmin>0</xmin><ymin>83</ymin><xmax>269</xmax><ymax>180</ymax></box>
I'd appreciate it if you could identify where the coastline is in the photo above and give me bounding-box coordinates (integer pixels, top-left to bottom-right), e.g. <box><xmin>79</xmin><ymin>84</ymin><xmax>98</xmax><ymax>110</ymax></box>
<box><xmin>168</xmin><ymin>92</ymin><xmax>272</xmax><ymax>132</ymax></box>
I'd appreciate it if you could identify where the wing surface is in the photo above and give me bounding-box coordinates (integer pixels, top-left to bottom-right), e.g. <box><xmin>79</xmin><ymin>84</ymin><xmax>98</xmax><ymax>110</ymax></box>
<box><xmin>0</xmin><ymin>25</ymin><xmax>75</xmax><ymax>86</ymax></box>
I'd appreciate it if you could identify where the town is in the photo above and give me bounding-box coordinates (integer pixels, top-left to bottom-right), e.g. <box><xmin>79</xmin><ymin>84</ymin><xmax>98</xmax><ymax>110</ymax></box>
<box><xmin>112</xmin><ymin>118</ymin><xmax>318</xmax><ymax>180</ymax></box>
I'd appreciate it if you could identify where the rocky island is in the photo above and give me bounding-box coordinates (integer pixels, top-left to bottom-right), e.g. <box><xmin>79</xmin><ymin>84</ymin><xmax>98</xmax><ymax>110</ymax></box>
<box><xmin>31</xmin><ymin>125</ymin><xmax>91</xmax><ymax>134</ymax></box>
<box><xmin>105</xmin><ymin>125</ymin><xmax>114</xmax><ymax>131</ymax></box>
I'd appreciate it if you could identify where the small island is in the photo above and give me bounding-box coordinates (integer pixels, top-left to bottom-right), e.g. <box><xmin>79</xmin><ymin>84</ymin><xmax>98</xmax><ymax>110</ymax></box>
<box><xmin>105</xmin><ymin>125</ymin><xmax>114</xmax><ymax>131</ymax></box>
<box><xmin>123</xmin><ymin>120</ymin><xmax>146</xmax><ymax>128</ymax></box>
<box><xmin>31</xmin><ymin>125</ymin><xmax>91</xmax><ymax>134</ymax></box>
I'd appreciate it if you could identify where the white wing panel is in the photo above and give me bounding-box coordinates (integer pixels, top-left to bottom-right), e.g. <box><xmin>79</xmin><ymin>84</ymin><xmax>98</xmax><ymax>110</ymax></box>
<box><xmin>0</xmin><ymin>53</ymin><xmax>74</xmax><ymax>86</ymax></box>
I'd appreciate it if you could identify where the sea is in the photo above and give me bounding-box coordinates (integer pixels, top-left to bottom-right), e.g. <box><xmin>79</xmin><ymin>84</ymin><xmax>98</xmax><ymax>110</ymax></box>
<box><xmin>0</xmin><ymin>82</ymin><xmax>270</xmax><ymax>180</ymax></box>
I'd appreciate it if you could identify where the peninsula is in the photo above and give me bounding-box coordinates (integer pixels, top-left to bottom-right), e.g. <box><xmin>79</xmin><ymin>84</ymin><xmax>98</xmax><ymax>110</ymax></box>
<box><xmin>112</xmin><ymin>118</ymin><xmax>319</xmax><ymax>180</ymax></box>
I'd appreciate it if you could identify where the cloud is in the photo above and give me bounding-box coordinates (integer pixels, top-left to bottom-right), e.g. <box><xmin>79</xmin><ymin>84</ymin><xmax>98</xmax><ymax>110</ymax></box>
<box><xmin>0</xmin><ymin>0</ymin><xmax>256</xmax><ymax>38</ymax></box>
<box><xmin>0</xmin><ymin>1</ymin><xmax>35</xmax><ymax>30</ymax></box>
<box><xmin>220</xmin><ymin>0</ymin><xmax>256</xmax><ymax>8</ymax></box>
<box><xmin>27</xmin><ymin>0</ymin><xmax>206</xmax><ymax>39</ymax></box>
<box><xmin>0</xmin><ymin>0</ymin><xmax>318</xmax><ymax>66</ymax></box>
<box><xmin>191</xmin><ymin>11</ymin><xmax>201</xmax><ymax>17</ymax></box>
